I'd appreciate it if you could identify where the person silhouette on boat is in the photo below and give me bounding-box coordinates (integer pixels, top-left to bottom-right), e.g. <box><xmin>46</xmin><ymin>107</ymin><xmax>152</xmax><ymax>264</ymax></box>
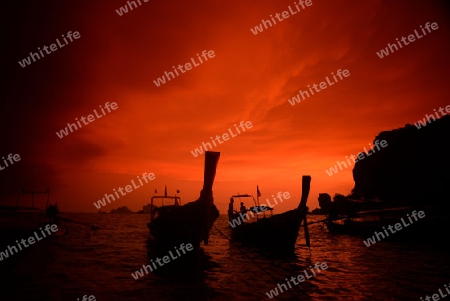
<box><xmin>228</xmin><ymin>198</ymin><xmax>236</xmax><ymax>221</ymax></box>
<box><xmin>240</xmin><ymin>202</ymin><xmax>247</xmax><ymax>213</ymax></box>
<box><xmin>240</xmin><ymin>202</ymin><xmax>248</xmax><ymax>221</ymax></box>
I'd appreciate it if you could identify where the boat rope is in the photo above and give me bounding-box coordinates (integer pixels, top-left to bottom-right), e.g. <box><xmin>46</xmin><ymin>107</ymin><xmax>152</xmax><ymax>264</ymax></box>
<box><xmin>303</xmin><ymin>214</ymin><xmax>311</xmax><ymax>250</ymax></box>
<box><xmin>212</xmin><ymin>224</ymin><xmax>281</xmax><ymax>285</ymax></box>
<box><xmin>59</xmin><ymin>217</ymin><xmax>99</xmax><ymax>230</ymax></box>
<box><xmin>212</xmin><ymin>225</ymin><xmax>308</xmax><ymax>299</ymax></box>
<box><xmin>306</xmin><ymin>216</ymin><xmax>350</xmax><ymax>231</ymax></box>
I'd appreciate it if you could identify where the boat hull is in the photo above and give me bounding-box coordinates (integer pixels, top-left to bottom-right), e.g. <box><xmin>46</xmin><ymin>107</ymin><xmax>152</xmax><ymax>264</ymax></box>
<box><xmin>147</xmin><ymin>201</ymin><xmax>219</xmax><ymax>250</ymax></box>
<box><xmin>231</xmin><ymin>209</ymin><xmax>303</xmax><ymax>254</ymax></box>
<box><xmin>230</xmin><ymin>175</ymin><xmax>311</xmax><ymax>255</ymax></box>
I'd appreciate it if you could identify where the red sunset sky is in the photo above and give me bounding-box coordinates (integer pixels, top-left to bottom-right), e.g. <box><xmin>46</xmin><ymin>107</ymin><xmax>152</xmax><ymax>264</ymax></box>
<box><xmin>1</xmin><ymin>0</ymin><xmax>450</xmax><ymax>213</ymax></box>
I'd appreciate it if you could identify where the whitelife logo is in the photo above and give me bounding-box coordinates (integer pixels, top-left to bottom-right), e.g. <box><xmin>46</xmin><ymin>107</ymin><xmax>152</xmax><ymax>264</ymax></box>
<box><xmin>93</xmin><ymin>172</ymin><xmax>155</xmax><ymax>209</ymax></box>
<box><xmin>414</xmin><ymin>104</ymin><xmax>450</xmax><ymax>129</ymax></box>
<box><xmin>250</xmin><ymin>0</ymin><xmax>313</xmax><ymax>35</ymax></box>
<box><xmin>18</xmin><ymin>31</ymin><xmax>81</xmax><ymax>68</ymax></box>
<box><xmin>325</xmin><ymin>140</ymin><xmax>388</xmax><ymax>176</ymax></box>
<box><xmin>228</xmin><ymin>191</ymin><xmax>290</xmax><ymax>228</ymax></box>
<box><xmin>287</xmin><ymin>69</ymin><xmax>350</xmax><ymax>106</ymax></box>
<box><xmin>376</xmin><ymin>22</ymin><xmax>439</xmax><ymax>59</ymax></box>
<box><xmin>115</xmin><ymin>0</ymin><xmax>149</xmax><ymax>16</ymax></box>
<box><xmin>153</xmin><ymin>50</ymin><xmax>215</xmax><ymax>87</ymax></box>
<box><xmin>131</xmin><ymin>243</ymin><xmax>194</xmax><ymax>279</ymax></box>
<box><xmin>363</xmin><ymin>210</ymin><xmax>425</xmax><ymax>247</ymax></box>
<box><xmin>419</xmin><ymin>283</ymin><xmax>450</xmax><ymax>301</ymax></box>
<box><xmin>0</xmin><ymin>153</ymin><xmax>21</xmax><ymax>171</ymax></box>
<box><xmin>77</xmin><ymin>295</ymin><xmax>96</xmax><ymax>301</ymax></box>
<box><xmin>190</xmin><ymin>121</ymin><xmax>253</xmax><ymax>158</ymax></box>
<box><xmin>55</xmin><ymin>102</ymin><xmax>118</xmax><ymax>139</ymax></box>
<box><xmin>265</xmin><ymin>262</ymin><xmax>328</xmax><ymax>298</ymax></box>
<box><xmin>0</xmin><ymin>224</ymin><xmax>58</xmax><ymax>261</ymax></box>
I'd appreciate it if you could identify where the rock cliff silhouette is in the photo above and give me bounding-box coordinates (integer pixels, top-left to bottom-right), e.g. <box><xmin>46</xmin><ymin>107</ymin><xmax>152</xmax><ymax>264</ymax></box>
<box><xmin>352</xmin><ymin>115</ymin><xmax>450</xmax><ymax>208</ymax></box>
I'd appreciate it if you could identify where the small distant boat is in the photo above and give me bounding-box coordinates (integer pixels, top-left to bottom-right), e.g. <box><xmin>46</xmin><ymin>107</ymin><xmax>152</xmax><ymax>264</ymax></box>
<box><xmin>325</xmin><ymin>205</ymin><xmax>448</xmax><ymax>239</ymax></box>
<box><xmin>229</xmin><ymin>175</ymin><xmax>311</xmax><ymax>255</ymax></box>
<box><xmin>147</xmin><ymin>151</ymin><xmax>220</xmax><ymax>250</ymax></box>
<box><xmin>0</xmin><ymin>189</ymin><xmax>63</xmax><ymax>243</ymax></box>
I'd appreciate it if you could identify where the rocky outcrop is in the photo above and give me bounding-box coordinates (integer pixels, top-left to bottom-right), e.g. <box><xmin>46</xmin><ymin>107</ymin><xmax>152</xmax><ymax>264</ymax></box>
<box><xmin>318</xmin><ymin>193</ymin><xmax>332</xmax><ymax>213</ymax></box>
<box><xmin>352</xmin><ymin>115</ymin><xmax>450</xmax><ymax>208</ymax></box>
<box><xmin>110</xmin><ymin>206</ymin><xmax>134</xmax><ymax>214</ymax></box>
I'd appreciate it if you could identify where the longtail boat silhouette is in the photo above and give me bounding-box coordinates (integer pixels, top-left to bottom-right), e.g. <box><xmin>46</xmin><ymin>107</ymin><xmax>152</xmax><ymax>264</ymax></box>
<box><xmin>0</xmin><ymin>189</ymin><xmax>58</xmax><ymax>239</ymax></box>
<box><xmin>229</xmin><ymin>175</ymin><xmax>311</xmax><ymax>255</ymax></box>
<box><xmin>147</xmin><ymin>151</ymin><xmax>220</xmax><ymax>250</ymax></box>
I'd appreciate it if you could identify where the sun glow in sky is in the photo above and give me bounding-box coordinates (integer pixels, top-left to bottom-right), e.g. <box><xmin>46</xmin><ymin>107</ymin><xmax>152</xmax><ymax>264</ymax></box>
<box><xmin>2</xmin><ymin>0</ymin><xmax>450</xmax><ymax>213</ymax></box>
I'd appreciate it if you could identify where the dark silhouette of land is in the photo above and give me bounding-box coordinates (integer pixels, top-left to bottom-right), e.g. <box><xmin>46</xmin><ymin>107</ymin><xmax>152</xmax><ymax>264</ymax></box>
<box><xmin>352</xmin><ymin>115</ymin><xmax>450</xmax><ymax>209</ymax></box>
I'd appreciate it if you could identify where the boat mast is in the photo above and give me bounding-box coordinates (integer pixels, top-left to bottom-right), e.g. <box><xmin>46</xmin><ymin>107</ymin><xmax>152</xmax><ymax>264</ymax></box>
<box><xmin>200</xmin><ymin>151</ymin><xmax>220</xmax><ymax>199</ymax></box>
<box><xmin>18</xmin><ymin>188</ymin><xmax>51</xmax><ymax>208</ymax></box>
<box><xmin>256</xmin><ymin>186</ymin><xmax>259</xmax><ymax>207</ymax></box>
<box><xmin>297</xmin><ymin>176</ymin><xmax>311</xmax><ymax>210</ymax></box>
<box><xmin>298</xmin><ymin>176</ymin><xmax>311</xmax><ymax>249</ymax></box>
<box><xmin>200</xmin><ymin>151</ymin><xmax>220</xmax><ymax>245</ymax></box>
